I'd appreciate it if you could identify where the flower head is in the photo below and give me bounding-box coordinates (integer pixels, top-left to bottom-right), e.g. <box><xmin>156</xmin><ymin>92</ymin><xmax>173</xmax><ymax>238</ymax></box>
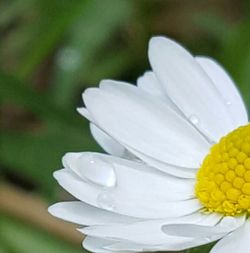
<box><xmin>49</xmin><ymin>37</ymin><xmax>250</xmax><ymax>253</ymax></box>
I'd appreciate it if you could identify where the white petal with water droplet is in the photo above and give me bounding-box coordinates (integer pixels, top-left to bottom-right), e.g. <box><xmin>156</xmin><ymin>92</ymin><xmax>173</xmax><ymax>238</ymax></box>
<box><xmin>196</xmin><ymin>57</ymin><xmax>248</xmax><ymax>127</ymax></box>
<box><xmin>54</xmin><ymin>152</ymin><xmax>200</xmax><ymax>218</ymax></box>
<box><xmin>149</xmin><ymin>37</ymin><xmax>236</xmax><ymax>142</ymax></box>
<box><xmin>96</xmin><ymin>191</ymin><xmax>116</xmax><ymax>211</ymax></box>
<box><xmin>63</xmin><ymin>152</ymin><xmax>116</xmax><ymax>188</ymax></box>
<box><xmin>83</xmin><ymin>81</ymin><xmax>210</xmax><ymax>168</ymax></box>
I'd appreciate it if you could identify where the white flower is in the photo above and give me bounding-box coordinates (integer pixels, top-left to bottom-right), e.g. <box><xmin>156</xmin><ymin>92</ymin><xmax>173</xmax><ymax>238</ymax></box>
<box><xmin>49</xmin><ymin>37</ymin><xmax>250</xmax><ymax>253</ymax></box>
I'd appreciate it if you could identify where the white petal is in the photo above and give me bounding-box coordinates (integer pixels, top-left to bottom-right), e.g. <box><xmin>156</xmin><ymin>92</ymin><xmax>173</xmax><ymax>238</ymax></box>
<box><xmin>48</xmin><ymin>201</ymin><xmax>139</xmax><ymax>226</ymax></box>
<box><xmin>83</xmin><ymin>213</ymin><xmax>224</xmax><ymax>252</ymax></box>
<box><xmin>210</xmin><ymin>219</ymin><xmax>250</xmax><ymax>253</ymax></box>
<box><xmin>55</xmin><ymin>153</ymin><xmax>200</xmax><ymax>218</ymax></box>
<box><xmin>90</xmin><ymin>124</ymin><xmax>126</xmax><ymax>157</ymax></box>
<box><xmin>106</xmin><ymin>237</ymin><xmax>215</xmax><ymax>252</ymax></box>
<box><xmin>83</xmin><ymin>237</ymin><xmax>135</xmax><ymax>253</ymax></box>
<box><xmin>137</xmin><ymin>71</ymin><xmax>166</xmax><ymax>99</ymax></box>
<box><xmin>137</xmin><ymin>71</ymin><xmax>182</xmax><ymax>115</ymax></box>
<box><xmin>126</xmin><ymin>146</ymin><xmax>197</xmax><ymax>178</ymax></box>
<box><xmin>196</xmin><ymin>56</ymin><xmax>248</xmax><ymax>126</ymax></box>
<box><xmin>149</xmin><ymin>37</ymin><xmax>235</xmax><ymax>142</ymax></box>
<box><xmin>104</xmin><ymin>241</ymin><xmax>146</xmax><ymax>252</ymax></box>
<box><xmin>81</xmin><ymin>212</ymin><xmax>219</xmax><ymax>246</ymax></box>
<box><xmin>106</xmin><ymin>239</ymin><xmax>205</xmax><ymax>252</ymax></box>
<box><xmin>63</xmin><ymin>152</ymin><xmax>116</xmax><ymax>188</ymax></box>
<box><xmin>162</xmin><ymin>216</ymin><xmax>244</xmax><ymax>238</ymax></box>
<box><xmin>83</xmin><ymin>236</ymin><xmax>117</xmax><ymax>253</ymax></box>
<box><xmin>83</xmin><ymin>81</ymin><xmax>210</xmax><ymax>168</ymax></box>
<box><xmin>64</xmin><ymin>152</ymin><xmax>195</xmax><ymax>198</ymax></box>
<box><xmin>108</xmin><ymin>214</ymin><xmax>222</xmax><ymax>251</ymax></box>
<box><xmin>77</xmin><ymin>107</ymin><xmax>93</xmax><ymax>121</ymax></box>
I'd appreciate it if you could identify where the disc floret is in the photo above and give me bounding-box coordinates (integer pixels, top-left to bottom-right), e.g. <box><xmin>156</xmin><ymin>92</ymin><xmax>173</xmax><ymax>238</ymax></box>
<box><xmin>196</xmin><ymin>124</ymin><xmax>250</xmax><ymax>215</ymax></box>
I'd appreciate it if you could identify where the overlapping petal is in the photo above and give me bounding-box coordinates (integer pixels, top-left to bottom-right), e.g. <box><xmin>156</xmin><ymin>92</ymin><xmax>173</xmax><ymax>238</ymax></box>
<box><xmin>54</xmin><ymin>152</ymin><xmax>200</xmax><ymax>219</ymax></box>
<box><xmin>148</xmin><ymin>37</ymin><xmax>237</xmax><ymax>142</ymax></box>
<box><xmin>49</xmin><ymin>36</ymin><xmax>249</xmax><ymax>253</ymax></box>
<box><xmin>83</xmin><ymin>81</ymin><xmax>210</xmax><ymax>168</ymax></box>
<box><xmin>196</xmin><ymin>57</ymin><xmax>248</xmax><ymax>126</ymax></box>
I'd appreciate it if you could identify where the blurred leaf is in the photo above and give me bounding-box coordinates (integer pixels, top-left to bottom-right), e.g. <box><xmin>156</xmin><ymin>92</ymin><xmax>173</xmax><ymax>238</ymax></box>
<box><xmin>0</xmin><ymin>71</ymin><xmax>98</xmax><ymax>195</ymax></box>
<box><xmin>17</xmin><ymin>0</ymin><xmax>91</xmax><ymax>78</ymax></box>
<box><xmin>0</xmin><ymin>0</ymin><xmax>34</xmax><ymax>29</ymax></box>
<box><xmin>1</xmin><ymin>126</ymin><xmax>97</xmax><ymax>195</ymax></box>
<box><xmin>0</xmin><ymin>70</ymin><xmax>86</xmax><ymax>129</ymax></box>
<box><xmin>220</xmin><ymin>22</ymin><xmax>250</xmax><ymax>112</ymax></box>
<box><xmin>187</xmin><ymin>243</ymin><xmax>214</xmax><ymax>253</ymax></box>
<box><xmin>0</xmin><ymin>214</ymin><xmax>84</xmax><ymax>253</ymax></box>
<box><xmin>85</xmin><ymin>49</ymin><xmax>133</xmax><ymax>83</ymax></box>
<box><xmin>193</xmin><ymin>12</ymin><xmax>229</xmax><ymax>39</ymax></box>
<box><xmin>0</xmin><ymin>242</ymin><xmax>8</xmax><ymax>253</ymax></box>
<box><xmin>51</xmin><ymin>0</ymin><xmax>132</xmax><ymax>108</ymax></box>
<box><xmin>0</xmin><ymin>248</ymin><xmax>6</xmax><ymax>253</ymax></box>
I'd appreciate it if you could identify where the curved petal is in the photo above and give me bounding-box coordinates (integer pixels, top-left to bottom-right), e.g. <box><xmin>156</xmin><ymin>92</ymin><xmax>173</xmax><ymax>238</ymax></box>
<box><xmin>83</xmin><ymin>237</ymin><xmax>121</xmax><ymax>253</ymax></box>
<box><xmin>83</xmin><ymin>214</ymin><xmax>244</xmax><ymax>252</ymax></box>
<box><xmin>53</xmin><ymin>169</ymin><xmax>199</xmax><ymax>219</ymax></box>
<box><xmin>90</xmin><ymin>124</ymin><xmax>126</xmax><ymax>157</ymax></box>
<box><xmin>48</xmin><ymin>201</ymin><xmax>139</xmax><ymax>226</ymax></box>
<box><xmin>83</xmin><ymin>81</ymin><xmax>210</xmax><ymax>168</ymax></box>
<box><xmin>162</xmin><ymin>216</ymin><xmax>245</xmax><ymax>238</ymax></box>
<box><xmin>196</xmin><ymin>56</ymin><xmax>248</xmax><ymax>126</ymax></box>
<box><xmin>137</xmin><ymin>71</ymin><xmax>183</xmax><ymax>117</ymax></box>
<box><xmin>77</xmin><ymin>107</ymin><xmax>93</xmax><ymax>121</ymax></box>
<box><xmin>81</xmin><ymin>212</ymin><xmax>220</xmax><ymax>246</ymax></box>
<box><xmin>137</xmin><ymin>71</ymin><xmax>165</xmax><ymax>98</ymax></box>
<box><xmin>63</xmin><ymin>152</ymin><xmax>196</xmax><ymax>197</ymax></box>
<box><xmin>149</xmin><ymin>36</ymin><xmax>235</xmax><ymax>142</ymax></box>
<box><xmin>54</xmin><ymin>169</ymin><xmax>200</xmax><ymax>219</ymax></box>
<box><xmin>55</xmin><ymin>153</ymin><xmax>200</xmax><ymax>219</ymax></box>
<box><xmin>210</xmin><ymin>219</ymin><xmax>250</xmax><ymax>253</ymax></box>
<box><xmin>125</xmin><ymin>146</ymin><xmax>197</xmax><ymax>178</ymax></box>
<box><xmin>106</xmin><ymin>214</ymin><xmax>222</xmax><ymax>251</ymax></box>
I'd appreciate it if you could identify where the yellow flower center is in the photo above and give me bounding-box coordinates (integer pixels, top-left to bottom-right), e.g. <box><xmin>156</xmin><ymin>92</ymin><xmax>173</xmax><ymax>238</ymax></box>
<box><xmin>196</xmin><ymin>124</ymin><xmax>250</xmax><ymax>216</ymax></box>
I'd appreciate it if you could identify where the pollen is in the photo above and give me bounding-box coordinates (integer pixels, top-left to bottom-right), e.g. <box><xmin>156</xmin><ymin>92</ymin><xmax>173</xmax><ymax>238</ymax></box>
<box><xmin>196</xmin><ymin>124</ymin><xmax>250</xmax><ymax>216</ymax></box>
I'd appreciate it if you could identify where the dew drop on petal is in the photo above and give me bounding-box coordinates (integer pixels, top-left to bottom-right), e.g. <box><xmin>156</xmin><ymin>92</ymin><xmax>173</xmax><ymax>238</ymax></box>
<box><xmin>77</xmin><ymin>154</ymin><xmax>116</xmax><ymax>188</ymax></box>
<box><xmin>97</xmin><ymin>192</ymin><xmax>115</xmax><ymax>211</ymax></box>
<box><xmin>226</xmin><ymin>101</ymin><xmax>232</xmax><ymax>106</ymax></box>
<box><xmin>189</xmin><ymin>115</ymin><xmax>199</xmax><ymax>125</ymax></box>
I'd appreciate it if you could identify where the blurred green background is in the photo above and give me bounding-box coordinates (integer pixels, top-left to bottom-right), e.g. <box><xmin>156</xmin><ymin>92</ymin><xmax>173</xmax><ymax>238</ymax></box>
<box><xmin>0</xmin><ymin>0</ymin><xmax>250</xmax><ymax>253</ymax></box>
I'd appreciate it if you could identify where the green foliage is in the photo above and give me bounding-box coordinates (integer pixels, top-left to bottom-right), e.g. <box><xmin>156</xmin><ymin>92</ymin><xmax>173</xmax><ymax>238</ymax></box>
<box><xmin>51</xmin><ymin>0</ymin><xmax>132</xmax><ymax>107</ymax></box>
<box><xmin>0</xmin><ymin>71</ymin><xmax>98</xmax><ymax>195</ymax></box>
<box><xmin>187</xmin><ymin>243</ymin><xmax>215</xmax><ymax>253</ymax></box>
<box><xmin>0</xmin><ymin>1</ymin><xmax>250</xmax><ymax>253</ymax></box>
<box><xmin>0</xmin><ymin>214</ymin><xmax>85</xmax><ymax>253</ymax></box>
<box><xmin>221</xmin><ymin>22</ymin><xmax>250</xmax><ymax>111</ymax></box>
<box><xmin>17</xmin><ymin>0</ymin><xmax>92</xmax><ymax>78</ymax></box>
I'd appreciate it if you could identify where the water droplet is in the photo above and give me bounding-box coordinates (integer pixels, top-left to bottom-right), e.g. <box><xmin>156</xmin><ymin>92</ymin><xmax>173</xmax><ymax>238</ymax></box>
<box><xmin>189</xmin><ymin>115</ymin><xmax>199</xmax><ymax>125</ymax></box>
<box><xmin>97</xmin><ymin>192</ymin><xmax>115</xmax><ymax>211</ymax></box>
<box><xmin>226</xmin><ymin>101</ymin><xmax>232</xmax><ymax>106</ymax></box>
<box><xmin>77</xmin><ymin>154</ymin><xmax>116</xmax><ymax>187</ymax></box>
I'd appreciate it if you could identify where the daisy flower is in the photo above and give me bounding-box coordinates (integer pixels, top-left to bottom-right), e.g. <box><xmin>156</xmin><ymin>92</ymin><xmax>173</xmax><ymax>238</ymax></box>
<box><xmin>49</xmin><ymin>37</ymin><xmax>250</xmax><ymax>253</ymax></box>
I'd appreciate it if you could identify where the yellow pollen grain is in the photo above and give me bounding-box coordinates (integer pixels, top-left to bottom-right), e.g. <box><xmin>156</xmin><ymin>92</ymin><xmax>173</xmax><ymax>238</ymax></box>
<box><xmin>196</xmin><ymin>124</ymin><xmax>250</xmax><ymax>216</ymax></box>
